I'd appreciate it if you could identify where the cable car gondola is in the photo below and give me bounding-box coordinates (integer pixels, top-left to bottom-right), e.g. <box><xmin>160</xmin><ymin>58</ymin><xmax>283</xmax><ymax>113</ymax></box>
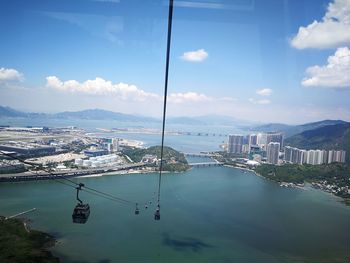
<box><xmin>135</xmin><ymin>203</ymin><xmax>140</xmax><ymax>215</ymax></box>
<box><xmin>154</xmin><ymin>205</ymin><xmax>160</xmax><ymax>221</ymax></box>
<box><xmin>72</xmin><ymin>183</ymin><xmax>90</xmax><ymax>224</ymax></box>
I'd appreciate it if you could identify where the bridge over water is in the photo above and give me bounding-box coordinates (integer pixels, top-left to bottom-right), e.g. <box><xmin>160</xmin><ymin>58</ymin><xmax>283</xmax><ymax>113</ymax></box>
<box><xmin>183</xmin><ymin>152</ymin><xmax>215</xmax><ymax>157</ymax></box>
<box><xmin>189</xmin><ymin>162</ymin><xmax>224</xmax><ymax>167</ymax></box>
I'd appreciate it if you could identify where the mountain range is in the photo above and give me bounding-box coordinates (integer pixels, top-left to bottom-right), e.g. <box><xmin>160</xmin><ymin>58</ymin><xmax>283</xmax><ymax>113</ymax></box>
<box><xmin>285</xmin><ymin>123</ymin><xmax>350</xmax><ymax>163</ymax></box>
<box><xmin>1</xmin><ymin>105</ymin><xmax>349</xmax><ymax>162</ymax></box>
<box><xmin>0</xmin><ymin>106</ymin><xmax>249</xmax><ymax>126</ymax></box>
<box><xmin>249</xmin><ymin>119</ymin><xmax>348</xmax><ymax>137</ymax></box>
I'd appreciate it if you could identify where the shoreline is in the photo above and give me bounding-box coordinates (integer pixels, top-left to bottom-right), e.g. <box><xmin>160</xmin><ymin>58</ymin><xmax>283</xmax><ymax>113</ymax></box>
<box><xmin>0</xmin><ymin>216</ymin><xmax>59</xmax><ymax>262</ymax></box>
<box><xmin>224</xmin><ymin>163</ymin><xmax>349</xmax><ymax>204</ymax></box>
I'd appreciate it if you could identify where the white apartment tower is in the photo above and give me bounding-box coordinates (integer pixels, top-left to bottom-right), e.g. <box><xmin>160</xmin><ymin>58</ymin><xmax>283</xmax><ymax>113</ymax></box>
<box><xmin>267</xmin><ymin>142</ymin><xmax>280</xmax><ymax>164</ymax></box>
<box><xmin>227</xmin><ymin>134</ymin><xmax>244</xmax><ymax>154</ymax></box>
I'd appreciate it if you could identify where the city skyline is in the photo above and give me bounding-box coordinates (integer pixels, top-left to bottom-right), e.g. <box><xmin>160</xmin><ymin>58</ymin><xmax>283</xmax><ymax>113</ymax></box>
<box><xmin>1</xmin><ymin>0</ymin><xmax>350</xmax><ymax>124</ymax></box>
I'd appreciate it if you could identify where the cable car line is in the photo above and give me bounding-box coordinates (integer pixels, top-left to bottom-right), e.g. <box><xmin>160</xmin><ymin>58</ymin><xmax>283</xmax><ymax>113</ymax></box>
<box><xmin>1</xmin><ymin>0</ymin><xmax>175</xmax><ymax>222</ymax></box>
<box><xmin>154</xmin><ymin>0</ymin><xmax>174</xmax><ymax>221</ymax></box>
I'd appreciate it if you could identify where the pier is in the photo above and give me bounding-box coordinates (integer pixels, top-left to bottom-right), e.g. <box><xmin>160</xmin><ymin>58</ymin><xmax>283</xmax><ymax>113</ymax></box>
<box><xmin>6</xmin><ymin>208</ymin><xmax>36</xmax><ymax>219</ymax></box>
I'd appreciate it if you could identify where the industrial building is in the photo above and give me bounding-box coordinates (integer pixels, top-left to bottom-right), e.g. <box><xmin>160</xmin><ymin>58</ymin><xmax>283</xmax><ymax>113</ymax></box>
<box><xmin>0</xmin><ymin>142</ymin><xmax>56</xmax><ymax>157</ymax></box>
<box><xmin>84</xmin><ymin>149</ymin><xmax>108</xmax><ymax>157</ymax></box>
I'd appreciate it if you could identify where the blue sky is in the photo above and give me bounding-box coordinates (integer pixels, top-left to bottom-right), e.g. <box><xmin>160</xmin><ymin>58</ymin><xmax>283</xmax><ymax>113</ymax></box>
<box><xmin>0</xmin><ymin>0</ymin><xmax>350</xmax><ymax>124</ymax></box>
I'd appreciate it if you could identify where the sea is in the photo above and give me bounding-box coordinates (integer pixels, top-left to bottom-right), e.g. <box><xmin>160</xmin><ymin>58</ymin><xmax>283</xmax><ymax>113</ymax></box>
<box><xmin>0</xmin><ymin>117</ymin><xmax>350</xmax><ymax>263</ymax></box>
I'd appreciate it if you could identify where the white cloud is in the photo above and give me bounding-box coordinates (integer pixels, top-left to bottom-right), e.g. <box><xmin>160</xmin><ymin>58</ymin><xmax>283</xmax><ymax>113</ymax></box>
<box><xmin>291</xmin><ymin>0</ymin><xmax>350</xmax><ymax>49</ymax></box>
<box><xmin>249</xmin><ymin>98</ymin><xmax>271</xmax><ymax>105</ymax></box>
<box><xmin>256</xmin><ymin>88</ymin><xmax>272</xmax><ymax>96</ymax></box>
<box><xmin>45</xmin><ymin>76</ymin><xmax>238</xmax><ymax>106</ymax></box>
<box><xmin>0</xmin><ymin>67</ymin><xmax>23</xmax><ymax>82</ymax></box>
<box><xmin>180</xmin><ymin>49</ymin><xmax>208</xmax><ymax>62</ymax></box>
<box><xmin>46</xmin><ymin>76</ymin><xmax>160</xmax><ymax>101</ymax></box>
<box><xmin>168</xmin><ymin>92</ymin><xmax>212</xmax><ymax>103</ymax></box>
<box><xmin>302</xmin><ymin>47</ymin><xmax>350</xmax><ymax>88</ymax></box>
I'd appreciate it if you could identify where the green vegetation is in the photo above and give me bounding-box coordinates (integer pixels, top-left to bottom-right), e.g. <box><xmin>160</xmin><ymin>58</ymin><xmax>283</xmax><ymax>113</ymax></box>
<box><xmin>122</xmin><ymin>146</ymin><xmax>190</xmax><ymax>172</ymax></box>
<box><xmin>0</xmin><ymin>217</ymin><xmax>59</xmax><ymax>263</ymax></box>
<box><xmin>285</xmin><ymin>123</ymin><xmax>350</xmax><ymax>163</ymax></box>
<box><xmin>256</xmin><ymin>163</ymin><xmax>350</xmax><ymax>202</ymax></box>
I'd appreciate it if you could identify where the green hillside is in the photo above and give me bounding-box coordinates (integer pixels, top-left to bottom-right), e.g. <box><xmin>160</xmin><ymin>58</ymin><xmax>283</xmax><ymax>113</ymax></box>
<box><xmin>122</xmin><ymin>146</ymin><xmax>190</xmax><ymax>172</ymax></box>
<box><xmin>285</xmin><ymin>123</ymin><xmax>350</xmax><ymax>163</ymax></box>
<box><xmin>0</xmin><ymin>217</ymin><xmax>58</xmax><ymax>263</ymax></box>
<box><xmin>250</xmin><ymin>120</ymin><xmax>348</xmax><ymax>137</ymax></box>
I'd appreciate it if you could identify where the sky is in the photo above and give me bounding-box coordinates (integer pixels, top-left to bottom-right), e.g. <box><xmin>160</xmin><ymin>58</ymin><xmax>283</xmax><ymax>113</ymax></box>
<box><xmin>1</xmin><ymin>0</ymin><xmax>350</xmax><ymax>124</ymax></box>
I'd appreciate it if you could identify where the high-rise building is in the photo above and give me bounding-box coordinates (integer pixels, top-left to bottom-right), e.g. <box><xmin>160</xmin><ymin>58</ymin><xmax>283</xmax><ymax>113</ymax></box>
<box><xmin>112</xmin><ymin>138</ymin><xmax>119</xmax><ymax>152</ymax></box>
<box><xmin>227</xmin><ymin>134</ymin><xmax>244</xmax><ymax>154</ymax></box>
<box><xmin>257</xmin><ymin>133</ymin><xmax>267</xmax><ymax>149</ymax></box>
<box><xmin>285</xmin><ymin>147</ymin><xmax>346</xmax><ymax>165</ymax></box>
<box><xmin>339</xmin><ymin>150</ymin><xmax>346</xmax><ymax>163</ymax></box>
<box><xmin>266</xmin><ymin>132</ymin><xmax>284</xmax><ymax>150</ymax></box>
<box><xmin>284</xmin><ymin>146</ymin><xmax>293</xmax><ymax>163</ymax></box>
<box><xmin>284</xmin><ymin>146</ymin><xmax>307</xmax><ymax>164</ymax></box>
<box><xmin>306</xmin><ymin>150</ymin><xmax>315</xmax><ymax>165</ymax></box>
<box><xmin>328</xmin><ymin>150</ymin><xmax>346</xmax><ymax>163</ymax></box>
<box><xmin>314</xmin><ymin>150</ymin><xmax>324</xmax><ymax>165</ymax></box>
<box><xmin>267</xmin><ymin>142</ymin><xmax>280</xmax><ymax>164</ymax></box>
<box><xmin>249</xmin><ymin>134</ymin><xmax>258</xmax><ymax>146</ymax></box>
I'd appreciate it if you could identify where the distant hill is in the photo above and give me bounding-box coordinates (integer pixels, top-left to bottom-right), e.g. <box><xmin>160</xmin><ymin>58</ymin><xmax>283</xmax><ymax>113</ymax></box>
<box><xmin>167</xmin><ymin>115</ymin><xmax>251</xmax><ymax>126</ymax></box>
<box><xmin>54</xmin><ymin>109</ymin><xmax>159</xmax><ymax>122</ymax></box>
<box><xmin>0</xmin><ymin>106</ymin><xmax>27</xmax><ymax>118</ymax></box>
<box><xmin>0</xmin><ymin>106</ymin><xmax>47</xmax><ymax>119</ymax></box>
<box><xmin>0</xmin><ymin>106</ymin><xmax>159</xmax><ymax>123</ymax></box>
<box><xmin>167</xmin><ymin>117</ymin><xmax>206</xmax><ymax>125</ymax></box>
<box><xmin>251</xmin><ymin>120</ymin><xmax>348</xmax><ymax>137</ymax></box>
<box><xmin>285</xmin><ymin>123</ymin><xmax>350</xmax><ymax>163</ymax></box>
<box><xmin>0</xmin><ymin>106</ymin><xmax>253</xmax><ymax>126</ymax></box>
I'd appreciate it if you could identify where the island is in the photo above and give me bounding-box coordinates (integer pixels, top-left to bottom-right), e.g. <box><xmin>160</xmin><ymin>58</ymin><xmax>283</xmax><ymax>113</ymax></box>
<box><xmin>122</xmin><ymin>146</ymin><xmax>190</xmax><ymax>172</ymax></box>
<box><xmin>0</xmin><ymin>217</ymin><xmax>59</xmax><ymax>263</ymax></box>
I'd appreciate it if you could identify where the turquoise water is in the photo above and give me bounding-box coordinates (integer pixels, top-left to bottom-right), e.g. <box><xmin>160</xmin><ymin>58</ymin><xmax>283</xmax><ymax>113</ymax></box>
<box><xmin>1</xmin><ymin>167</ymin><xmax>350</xmax><ymax>263</ymax></box>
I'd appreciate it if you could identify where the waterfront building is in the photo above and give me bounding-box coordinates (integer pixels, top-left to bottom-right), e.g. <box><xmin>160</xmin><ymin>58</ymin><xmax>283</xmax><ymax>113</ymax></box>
<box><xmin>267</xmin><ymin>142</ymin><xmax>280</xmax><ymax>164</ymax></box>
<box><xmin>84</xmin><ymin>149</ymin><xmax>108</xmax><ymax>157</ymax></box>
<box><xmin>284</xmin><ymin>146</ymin><xmax>303</xmax><ymax>164</ymax></box>
<box><xmin>339</xmin><ymin>150</ymin><xmax>346</xmax><ymax>163</ymax></box>
<box><xmin>242</xmin><ymin>144</ymin><xmax>250</xmax><ymax>153</ymax></box>
<box><xmin>257</xmin><ymin>133</ymin><xmax>267</xmax><ymax>150</ymax></box>
<box><xmin>0</xmin><ymin>142</ymin><xmax>56</xmax><ymax>157</ymax></box>
<box><xmin>112</xmin><ymin>138</ymin><xmax>119</xmax><ymax>152</ymax></box>
<box><xmin>227</xmin><ymin>134</ymin><xmax>244</xmax><ymax>154</ymax></box>
<box><xmin>249</xmin><ymin>134</ymin><xmax>258</xmax><ymax>146</ymax></box>
<box><xmin>306</xmin><ymin>150</ymin><xmax>315</xmax><ymax>165</ymax></box>
<box><xmin>328</xmin><ymin>150</ymin><xmax>346</xmax><ymax>163</ymax></box>
<box><xmin>284</xmin><ymin>146</ymin><xmax>346</xmax><ymax>165</ymax></box>
<box><xmin>284</xmin><ymin>146</ymin><xmax>292</xmax><ymax>163</ymax></box>
<box><xmin>266</xmin><ymin>132</ymin><xmax>284</xmax><ymax>150</ymax></box>
<box><xmin>252</xmin><ymin>154</ymin><xmax>262</xmax><ymax>162</ymax></box>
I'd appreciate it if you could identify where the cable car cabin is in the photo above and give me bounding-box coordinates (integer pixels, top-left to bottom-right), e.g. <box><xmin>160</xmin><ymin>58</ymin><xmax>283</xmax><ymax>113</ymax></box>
<box><xmin>154</xmin><ymin>207</ymin><xmax>160</xmax><ymax>221</ymax></box>
<box><xmin>72</xmin><ymin>203</ymin><xmax>90</xmax><ymax>224</ymax></box>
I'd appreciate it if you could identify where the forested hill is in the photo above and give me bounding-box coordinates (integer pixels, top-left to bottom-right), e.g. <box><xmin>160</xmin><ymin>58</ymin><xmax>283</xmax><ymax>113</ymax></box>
<box><xmin>122</xmin><ymin>146</ymin><xmax>190</xmax><ymax>172</ymax></box>
<box><xmin>284</xmin><ymin>123</ymin><xmax>350</xmax><ymax>163</ymax></box>
<box><xmin>250</xmin><ymin>119</ymin><xmax>348</xmax><ymax>137</ymax></box>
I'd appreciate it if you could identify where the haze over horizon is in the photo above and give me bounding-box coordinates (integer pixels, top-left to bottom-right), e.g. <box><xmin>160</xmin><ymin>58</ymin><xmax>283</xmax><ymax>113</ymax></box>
<box><xmin>1</xmin><ymin>0</ymin><xmax>350</xmax><ymax>123</ymax></box>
